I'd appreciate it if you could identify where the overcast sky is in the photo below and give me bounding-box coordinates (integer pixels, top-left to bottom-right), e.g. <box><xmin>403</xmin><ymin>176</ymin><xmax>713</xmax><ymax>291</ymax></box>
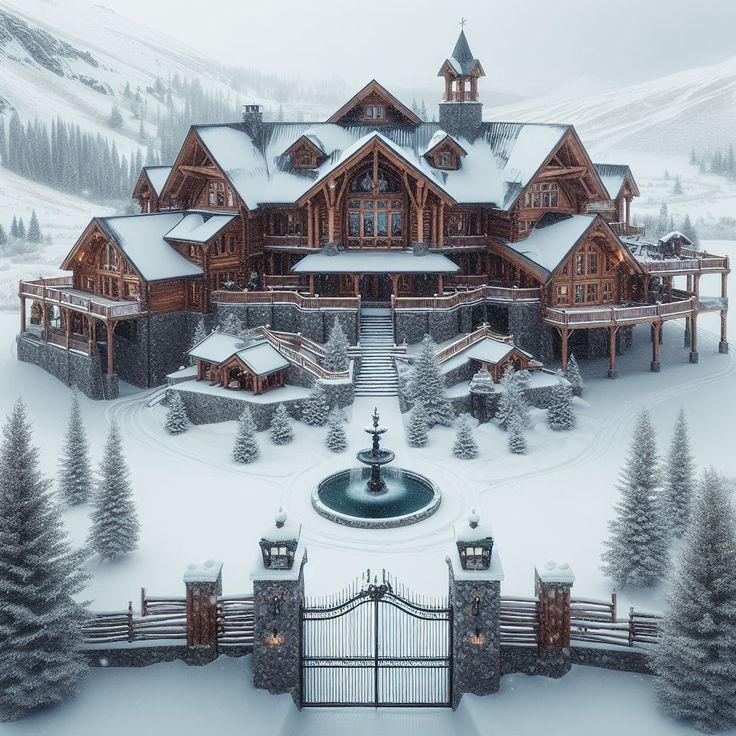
<box><xmin>98</xmin><ymin>0</ymin><xmax>736</xmax><ymax>97</ymax></box>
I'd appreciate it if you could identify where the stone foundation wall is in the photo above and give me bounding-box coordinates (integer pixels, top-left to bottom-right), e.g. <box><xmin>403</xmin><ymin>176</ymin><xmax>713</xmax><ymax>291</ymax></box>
<box><xmin>500</xmin><ymin>645</ymin><xmax>571</xmax><ymax>678</ymax></box>
<box><xmin>84</xmin><ymin>644</ymin><xmax>250</xmax><ymax>668</ymax></box>
<box><xmin>215</xmin><ymin>304</ymin><xmax>358</xmax><ymax>345</ymax></box>
<box><xmin>570</xmin><ymin>645</ymin><xmax>652</xmax><ymax>674</ymax></box>
<box><xmin>16</xmin><ymin>334</ymin><xmax>113</xmax><ymax>399</ymax></box>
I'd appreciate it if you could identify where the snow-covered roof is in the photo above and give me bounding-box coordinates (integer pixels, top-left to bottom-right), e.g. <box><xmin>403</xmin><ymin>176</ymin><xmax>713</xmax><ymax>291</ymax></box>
<box><xmin>441</xmin><ymin>30</ymin><xmax>484</xmax><ymax>76</ymax></box>
<box><xmin>594</xmin><ymin>163</ymin><xmax>633</xmax><ymax>200</ymax></box>
<box><xmin>144</xmin><ymin>166</ymin><xmax>172</xmax><ymax>196</ymax></box>
<box><xmin>188</xmin><ymin>332</ymin><xmax>289</xmax><ymax>375</ymax></box>
<box><xmin>422</xmin><ymin>129</ymin><xmax>466</xmax><ymax>157</ymax></box>
<box><xmin>291</xmin><ymin>249</ymin><xmax>460</xmax><ymax>274</ymax></box>
<box><xmin>501</xmin><ymin>213</ymin><xmax>598</xmax><ymax>278</ymax></box>
<box><xmin>165</xmin><ymin>212</ymin><xmax>235</xmax><ymax>244</ymax></box>
<box><xmin>97</xmin><ymin>213</ymin><xmax>204</xmax><ymax>281</ymax></box>
<box><xmin>659</xmin><ymin>230</ymin><xmax>692</xmax><ymax>245</ymax></box>
<box><xmin>187</xmin><ymin>118</ymin><xmax>570</xmax><ymax>212</ymax></box>
<box><xmin>454</xmin><ymin>509</ymin><xmax>493</xmax><ymax>542</ymax></box>
<box><xmin>465</xmin><ymin>338</ymin><xmax>532</xmax><ymax>365</ymax></box>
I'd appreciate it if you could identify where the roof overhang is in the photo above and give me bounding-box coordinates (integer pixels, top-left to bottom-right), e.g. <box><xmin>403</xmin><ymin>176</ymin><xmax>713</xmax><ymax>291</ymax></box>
<box><xmin>291</xmin><ymin>250</ymin><xmax>460</xmax><ymax>274</ymax></box>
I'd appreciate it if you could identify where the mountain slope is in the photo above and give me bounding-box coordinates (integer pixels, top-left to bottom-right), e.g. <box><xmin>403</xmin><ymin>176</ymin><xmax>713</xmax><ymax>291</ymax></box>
<box><xmin>489</xmin><ymin>55</ymin><xmax>736</xmax><ymax>158</ymax></box>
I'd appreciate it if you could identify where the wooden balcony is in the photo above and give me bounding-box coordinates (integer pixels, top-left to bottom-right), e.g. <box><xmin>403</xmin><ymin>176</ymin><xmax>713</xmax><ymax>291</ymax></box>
<box><xmin>442</xmin><ymin>235</ymin><xmax>489</xmax><ymax>248</ymax></box>
<box><xmin>435</xmin><ymin>324</ymin><xmax>514</xmax><ymax>363</ymax></box>
<box><xmin>19</xmin><ymin>277</ymin><xmax>141</xmax><ymax>320</ymax></box>
<box><xmin>609</xmin><ymin>222</ymin><xmax>646</xmax><ymax>237</ymax></box>
<box><xmin>211</xmin><ymin>289</ymin><xmax>360</xmax><ymax>310</ymax></box>
<box><xmin>392</xmin><ymin>285</ymin><xmax>541</xmax><ymax>311</ymax></box>
<box><xmin>262</xmin><ymin>274</ymin><xmax>308</xmax><ymax>290</ymax></box>
<box><xmin>543</xmin><ymin>297</ymin><xmax>695</xmax><ymax>328</ymax></box>
<box><xmin>263</xmin><ymin>235</ymin><xmax>309</xmax><ymax>248</ymax></box>
<box><xmin>641</xmin><ymin>254</ymin><xmax>730</xmax><ymax>275</ymax></box>
<box><xmin>44</xmin><ymin>329</ymin><xmax>93</xmax><ymax>355</ymax></box>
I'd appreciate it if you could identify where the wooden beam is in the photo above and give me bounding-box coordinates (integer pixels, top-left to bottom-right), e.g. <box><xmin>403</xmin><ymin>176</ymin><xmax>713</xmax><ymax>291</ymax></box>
<box><xmin>651</xmin><ymin>321</ymin><xmax>661</xmax><ymax>372</ymax></box>
<box><xmin>537</xmin><ymin>166</ymin><xmax>588</xmax><ymax>179</ymax></box>
<box><xmin>19</xmin><ymin>296</ymin><xmax>25</xmax><ymax>334</ymax></box>
<box><xmin>178</xmin><ymin>165</ymin><xmax>222</xmax><ymax>178</ymax></box>
<box><xmin>608</xmin><ymin>326</ymin><xmax>619</xmax><ymax>378</ymax></box>
<box><xmin>106</xmin><ymin>320</ymin><xmax>116</xmax><ymax>375</ymax></box>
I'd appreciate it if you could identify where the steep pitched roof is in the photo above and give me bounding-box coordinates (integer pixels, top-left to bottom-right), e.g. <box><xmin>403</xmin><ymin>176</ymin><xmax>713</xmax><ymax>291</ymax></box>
<box><xmin>326</xmin><ymin>80</ymin><xmax>421</xmax><ymax>125</ymax></box>
<box><xmin>143</xmin><ymin>166</ymin><xmax>172</xmax><ymax>196</ymax></box>
<box><xmin>594</xmin><ymin>163</ymin><xmax>640</xmax><ymax>199</ymax></box>
<box><xmin>165</xmin><ymin>212</ymin><xmax>235</xmax><ymax>244</ymax></box>
<box><xmin>188</xmin><ymin>332</ymin><xmax>289</xmax><ymax>375</ymax></box>
<box><xmin>438</xmin><ymin>30</ymin><xmax>485</xmax><ymax>77</ymax></box>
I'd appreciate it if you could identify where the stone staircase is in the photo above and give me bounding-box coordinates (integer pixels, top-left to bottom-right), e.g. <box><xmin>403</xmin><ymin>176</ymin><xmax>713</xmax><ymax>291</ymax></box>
<box><xmin>355</xmin><ymin>309</ymin><xmax>399</xmax><ymax>397</ymax></box>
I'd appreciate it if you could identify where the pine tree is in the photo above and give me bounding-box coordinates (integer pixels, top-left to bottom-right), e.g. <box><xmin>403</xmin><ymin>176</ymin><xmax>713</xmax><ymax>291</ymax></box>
<box><xmin>495</xmin><ymin>366</ymin><xmax>529</xmax><ymax>431</ymax></box>
<box><xmin>547</xmin><ymin>373</ymin><xmax>576</xmax><ymax>431</ymax></box>
<box><xmin>269</xmin><ymin>404</ymin><xmax>293</xmax><ymax>445</ymax></box>
<box><xmin>16</xmin><ymin>217</ymin><xmax>25</xmax><ymax>240</ymax></box>
<box><xmin>89</xmin><ymin>422</ymin><xmax>139</xmax><ymax>560</ymax></box>
<box><xmin>672</xmin><ymin>175</ymin><xmax>683</xmax><ymax>195</ymax></box>
<box><xmin>405</xmin><ymin>335</ymin><xmax>454</xmax><ymax>427</ymax></box>
<box><xmin>653</xmin><ymin>469</ymin><xmax>736</xmax><ymax>733</ymax></box>
<box><xmin>680</xmin><ymin>214</ymin><xmax>699</xmax><ymax>246</ymax></box>
<box><xmin>508</xmin><ymin>412</ymin><xmax>527</xmax><ymax>454</ymax></box>
<box><xmin>325</xmin><ymin>408</ymin><xmax>347</xmax><ymax>452</ymax></box>
<box><xmin>565</xmin><ymin>353</ymin><xmax>584</xmax><ymax>396</ymax></box>
<box><xmin>323</xmin><ymin>321</ymin><xmax>350</xmax><ymax>372</ymax></box>
<box><xmin>108</xmin><ymin>105</ymin><xmax>124</xmax><ymax>129</ymax></box>
<box><xmin>301</xmin><ymin>382</ymin><xmax>330</xmax><ymax>426</ymax></box>
<box><xmin>232</xmin><ymin>409</ymin><xmax>259</xmax><ymax>463</ymax></box>
<box><xmin>0</xmin><ymin>225</ymin><xmax>6</xmax><ymax>246</ymax></box>
<box><xmin>221</xmin><ymin>313</ymin><xmax>240</xmax><ymax>336</ymax></box>
<box><xmin>661</xmin><ymin>409</ymin><xmax>696</xmax><ymax>537</ymax></box>
<box><xmin>164</xmin><ymin>392</ymin><xmax>189</xmax><ymax>435</ymax></box>
<box><xmin>452</xmin><ymin>415</ymin><xmax>478</xmax><ymax>459</ymax></box>
<box><xmin>0</xmin><ymin>400</ymin><xmax>88</xmax><ymax>721</ymax></box>
<box><xmin>406</xmin><ymin>401</ymin><xmax>429</xmax><ymax>447</ymax></box>
<box><xmin>601</xmin><ymin>409</ymin><xmax>666</xmax><ymax>587</ymax></box>
<box><xmin>26</xmin><ymin>210</ymin><xmax>41</xmax><ymax>244</ymax></box>
<box><xmin>469</xmin><ymin>369</ymin><xmax>495</xmax><ymax>394</ymax></box>
<box><xmin>189</xmin><ymin>318</ymin><xmax>206</xmax><ymax>364</ymax></box>
<box><xmin>58</xmin><ymin>393</ymin><xmax>93</xmax><ymax>505</ymax></box>
<box><xmin>10</xmin><ymin>216</ymin><xmax>18</xmax><ymax>238</ymax></box>
<box><xmin>656</xmin><ymin>203</ymin><xmax>669</xmax><ymax>236</ymax></box>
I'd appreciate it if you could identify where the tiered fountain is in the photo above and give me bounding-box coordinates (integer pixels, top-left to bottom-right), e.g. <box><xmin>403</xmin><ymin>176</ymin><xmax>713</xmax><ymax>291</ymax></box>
<box><xmin>312</xmin><ymin>408</ymin><xmax>441</xmax><ymax>528</ymax></box>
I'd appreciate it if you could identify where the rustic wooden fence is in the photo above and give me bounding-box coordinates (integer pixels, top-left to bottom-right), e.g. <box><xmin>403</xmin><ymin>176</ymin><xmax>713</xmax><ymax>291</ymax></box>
<box><xmin>499</xmin><ymin>596</ymin><xmax>538</xmax><ymax>647</ymax></box>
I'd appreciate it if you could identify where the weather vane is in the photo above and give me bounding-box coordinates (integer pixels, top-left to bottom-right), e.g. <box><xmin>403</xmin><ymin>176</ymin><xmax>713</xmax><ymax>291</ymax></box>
<box><xmin>460</xmin><ymin>17</ymin><xmax>467</xmax><ymax>28</ymax></box>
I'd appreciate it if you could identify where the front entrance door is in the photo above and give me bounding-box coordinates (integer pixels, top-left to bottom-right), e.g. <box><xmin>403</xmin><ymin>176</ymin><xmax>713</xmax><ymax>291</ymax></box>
<box><xmin>359</xmin><ymin>274</ymin><xmax>392</xmax><ymax>302</ymax></box>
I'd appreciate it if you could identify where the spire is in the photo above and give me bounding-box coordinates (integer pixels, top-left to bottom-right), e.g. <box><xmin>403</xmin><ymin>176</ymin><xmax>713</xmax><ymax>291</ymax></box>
<box><xmin>452</xmin><ymin>30</ymin><xmax>474</xmax><ymax>65</ymax></box>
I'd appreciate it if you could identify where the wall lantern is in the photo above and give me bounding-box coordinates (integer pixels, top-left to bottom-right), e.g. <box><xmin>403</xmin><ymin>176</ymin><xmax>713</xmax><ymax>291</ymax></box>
<box><xmin>259</xmin><ymin>507</ymin><xmax>298</xmax><ymax>570</ymax></box>
<box><xmin>456</xmin><ymin>509</ymin><xmax>494</xmax><ymax>571</ymax></box>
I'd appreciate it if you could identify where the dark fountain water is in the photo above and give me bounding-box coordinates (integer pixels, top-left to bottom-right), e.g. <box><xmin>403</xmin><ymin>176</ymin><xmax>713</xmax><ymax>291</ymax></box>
<box><xmin>312</xmin><ymin>408</ymin><xmax>441</xmax><ymax>528</ymax></box>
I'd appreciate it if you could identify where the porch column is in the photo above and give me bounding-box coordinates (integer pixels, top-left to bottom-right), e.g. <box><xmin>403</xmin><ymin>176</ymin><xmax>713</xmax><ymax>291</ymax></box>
<box><xmin>19</xmin><ymin>296</ymin><xmax>25</xmax><ymax>334</ymax></box>
<box><xmin>667</xmin><ymin>276</ymin><xmax>673</xmax><ymax>300</ymax></box>
<box><xmin>684</xmin><ymin>316</ymin><xmax>691</xmax><ymax>347</ymax></box>
<box><xmin>651</xmin><ymin>321</ymin><xmax>661</xmax><ymax>372</ymax></box>
<box><xmin>559</xmin><ymin>327</ymin><xmax>569</xmax><ymax>373</ymax></box>
<box><xmin>438</xmin><ymin>274</ymin><xmax>444</xmax><ymax>295</ymax></box>
<box><xmin>352</xmin><ymin>274</ymin><xmax>361</xmax><ymax>298</ymax></box>
<box><xmin>87</xmin><ymin>317</ymin><xmax>95</xmax><ymax>355</ymax></box>
<box><xmin>306</xmin><ymin>201</ymin><xmax>313</xmax><ymax>247</ymax></box>
<box><xmin>389</xmin><ymin>274</ymin><xmax>399</xmax><ymax>298</ymax></box>
<box><xmin>105</xmin><ymin>320</ymin><xmax>116</xmax><ymax>375</ymax></box>
<box><xmin>608</xmin><ymin>326</ymin><xmax>619</xmax><ymax>379</ymax></box>
<box><xmin>64</xmin><ymin>308</ymin><xmax>71</xmax><ymax>350</ymax></box>
<box><xmin>693</xmin><ymin>274</ymin><xmax>700</xmax><ymax>301</ymax></box>
<box><xmin>41</xmin><ymin>302</ymin><xmax>48</xmax><ymax>341</ymax></box>
<box><xmin>308</xmin><ymin>275</ymin><xmax>315</xmax><ymax>295</ymax></box>
<box><xmin>720</xmin><ymin>271</ymin><xmax>729</xmax><ymax>353</ymax></box>
<box><xmin>438</xmin><ymin>202</ymin><xmax>445</xmax><ymax>248</ymax></box>
<box><xmin>690</xmin><ymin>312</ymin><xmax>699</xmax><ymax>363</ymax></box>
<box><xmin>624</xmin><ymin>197</ymin><xmax>631</xmax><ymax>226</ymax></box>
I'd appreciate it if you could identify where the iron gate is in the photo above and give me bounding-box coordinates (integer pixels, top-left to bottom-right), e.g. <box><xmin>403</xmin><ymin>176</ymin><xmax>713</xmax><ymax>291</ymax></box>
<box><xmin>301</xmin><ymin>571</ymin><xmax>452</xmax><ymax>707</ymax></box>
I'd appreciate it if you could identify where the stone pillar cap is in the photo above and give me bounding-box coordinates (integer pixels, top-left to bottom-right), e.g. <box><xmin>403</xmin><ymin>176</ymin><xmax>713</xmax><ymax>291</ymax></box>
<box><xmin>183</xmin><ymin>559</ymin><xmax>223</xmax><ymax>584</ymax></box>
<box><xmin>535</xmin><ymin>560</ymin><xmax>575</xmax><ymax>584</ymax></box>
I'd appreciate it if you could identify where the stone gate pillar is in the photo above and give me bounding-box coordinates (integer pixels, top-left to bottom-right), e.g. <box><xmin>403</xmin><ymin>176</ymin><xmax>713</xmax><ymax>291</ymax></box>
<box><xmin>251</xmin><ymin>509</ymin><xmax>306</xmax><ymax>705</ymax></box>
<box><xmin>447</xmin><ymin>510</ymin><xmax>503</xmax><ymax>708</ymax></box>
<box><xmin>183</xmin><ymin>559</ymin><xmax>223</xmax><ymax>663</ymax></box>
<box><xmin>534</xmin><ymin>560</ymin><xmax>575</xmax><ymax>677</ymax></box>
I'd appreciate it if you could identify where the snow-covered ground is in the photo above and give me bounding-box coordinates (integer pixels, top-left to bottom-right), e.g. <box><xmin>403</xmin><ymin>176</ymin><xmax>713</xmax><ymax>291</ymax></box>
<box><xmin>0</xmin><ymin>242</ymin><xmax>734</xmax><ymax>733</ymax></box>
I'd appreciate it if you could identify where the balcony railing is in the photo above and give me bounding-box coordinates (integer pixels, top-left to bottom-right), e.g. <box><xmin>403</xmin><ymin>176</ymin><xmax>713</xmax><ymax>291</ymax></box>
<box><xmin>392</xmin><ymin>285</ymin><xmax>541</xmax><ymax>311</ymax></box>
<box><xmin>543</xmin><ymin>297</ymin><xmax>695</xmax><ymax>327</ymax></box>
<box><xmin>610</xmin><ymin>222</ymin><xmax>646</xmax><ymax>237</ymax></box>
<box><xmin>642</xmin><ymin>255</ymin><xmax>730</xmax><ymax>274</ymax></box>
<box><xmin>19</xmin><ymin>278</ymin><xmax>141</xmax><ymax>319</ymax></box>
<box><xmin>442</xmin><ymin>235</ymin><xmax>488</xmax><ymax>248</ymax></box>
<box><xmin>211</xmin><ymin>289</ymin><xmax>360</xmax><ymax>310</ymax></box>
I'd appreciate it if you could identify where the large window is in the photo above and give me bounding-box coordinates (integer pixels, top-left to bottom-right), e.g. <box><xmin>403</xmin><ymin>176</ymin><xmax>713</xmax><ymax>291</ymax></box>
<box><xmin>346</xmin><ymin>166</ymin><xmax>404</xmax><ymax>247</ymax></box>
<box><xmin>208</xmin><ymin>181</ymin><xmax>234</xmax><ymax>208</ymax></box>
<box><xmin>523</xmin><ymin>182</ymin><xmax>559</xmax><ymax>209</ymax></box>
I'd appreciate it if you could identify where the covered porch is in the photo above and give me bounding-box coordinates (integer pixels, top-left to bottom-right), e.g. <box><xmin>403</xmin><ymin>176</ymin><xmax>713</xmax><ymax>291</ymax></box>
<box><xmin>290</xmin><ymin>249</ymin><xmax>460</xmax><ymax>300</ymax></box>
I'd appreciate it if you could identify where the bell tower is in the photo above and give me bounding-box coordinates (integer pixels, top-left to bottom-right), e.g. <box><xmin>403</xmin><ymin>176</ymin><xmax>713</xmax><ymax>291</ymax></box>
<box><xmin>438</xmin><ymin>26</ymin><xmax>485</xmax><ymax>137</ymax></box>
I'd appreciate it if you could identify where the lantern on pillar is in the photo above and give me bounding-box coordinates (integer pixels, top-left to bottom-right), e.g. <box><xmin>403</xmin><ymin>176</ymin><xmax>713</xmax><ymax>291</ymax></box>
<box><xmin>259</xmin><ymin>507</ymin><xmax>300</xmax><ymax>570</ymax></box>
<box><xmin>455</xmin><ymin>509</ymin><xmax>494</xmax><ymax>571</ymax></box>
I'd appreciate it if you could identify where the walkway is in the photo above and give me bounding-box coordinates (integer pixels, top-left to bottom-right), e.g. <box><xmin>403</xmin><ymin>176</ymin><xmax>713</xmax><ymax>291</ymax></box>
<box><xmin>354</xmin><ymin>308</ymin><xmax>399</xmax><ymax>397</ymax></box>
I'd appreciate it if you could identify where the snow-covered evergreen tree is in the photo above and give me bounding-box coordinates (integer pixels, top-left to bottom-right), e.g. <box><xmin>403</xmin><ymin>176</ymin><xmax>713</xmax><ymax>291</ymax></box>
<box><xmin>0</xmin><ymin>400</ymin><xmax>88</xmax><ymax>721</ymax></box>
<box><xmin>108</xmin><ymin>105</ymin><xmax>124</xmax><ymax>129</ymax></box>
<box><xmin>405</xmin><ymin>335</ymin><xmax>453</xmax><ymax>427</ymax></box>
<box><xmin>672</xmin><ymin>175</ymin><xmax>683</xmax><ymax>195</ymax></box>
<box><xmin>469</xmin><ymin>368</ymin><xmax>495</xmax><ymax>394</ymax></box>
<box><xmin>565</xmin><ymin>353</ymin><xmax>585</xmax><ymax>396</ymax></box>
<box><xmin>653</xmin><ymin>468</ymin><xmax>736</xmax><ymax>733</ymax></box>
<box><xmin>323</xmin><ymin>321</ymin><xmax>350</xmax><ymax>372</ymax></box>
<box><xmin>0</xmin><ymin>224</ymin><xmax>7</xmax><ymax>246</ymax></box>
<box><xmin>16</xmin><ymin>217</ymin><xmax>25</xmax><ymax>240</ymax></box>
<box><xmin>601</xmin><ymin>409</ymin><xmax>666</xmax><ymax>587</ymax></box>
<box><xmin>10</xmin><ymin>216</ymin><xmax>18</xmax><ymax>238</ymax></box>
<box><xmin>661</xmin><ymin>408</ymin><xmax>696</xmax><ymax>537</ymax></box>
<box><xmin>681</xmin><ymin>213</ymin><xmax>699</xmax><ymax>246</ymax></box>
<box><xmin>495</xmin><ymin>366</ymin><xmax>529</xmax><ymax>431</ymax></box>
<box><xmin>508</xmin><ymin>412</ymin><xmax>527</xmax><ymax>454</ymax></box>
<box><xmin>26</xmin><ymin>211</ymin><xmax>42</xmax><ymax>244</ymax></box>
<box><xmin>406</xmin><ymin>401</ymin><xmax>429</xmax><ymax>448</ymax></box>
<box><xmin>58</xmin><ymin>393</ymin><xmax>93</xmax><ymax>505</ymax></box>
<box><xmin>232</xmin><ymin>409</ymin><xmax>259</xmax><ymax>463</ymax></box>
<box><xmin>164</xmin><ymin>392</ymin><xmax>189</xmax><ymax>435</ymax></box>
<box><xmin>547</xmin><ymin>373</ymin><xmax>576</xmax><ymax>431</ymax></box>
<box><xmin>452</xmin><ymin>415</ymin><xmax>478</xmax><ymax>459</ymax></box>
<box><xmin>221</xmin><ymin>313</ymin><xmax>240</xmax><ymax>336</ymax></box>
<box><xmin>189</xmin><ymin>318</ymin><xmax>206</xmax><ymax>364</ymax></box>
<box><xmin>325</xmin><ymin>408</ymin><xmax>347</xmax><ymax>452</ymax></box>
<box><xmin>89</xmin><ymin>422</ymin><xmax>139</xmax><ymax>560</ymax></box>
<box><xmin>269</xmin><ymin>404</ymin><xmax>293</xmax><ymax>445</ymax></box>
<box><xmin>301</xmin><ymin>382</ymin><xmax>330</xmax><ymax>426</ymax></box>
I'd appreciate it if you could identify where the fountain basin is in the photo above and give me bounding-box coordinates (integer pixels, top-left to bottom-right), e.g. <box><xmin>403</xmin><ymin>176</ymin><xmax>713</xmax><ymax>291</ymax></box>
<box><xmin>312</xmin><ymin>466</ymin><xmax>441</xmax><ymax>529</ymax></box>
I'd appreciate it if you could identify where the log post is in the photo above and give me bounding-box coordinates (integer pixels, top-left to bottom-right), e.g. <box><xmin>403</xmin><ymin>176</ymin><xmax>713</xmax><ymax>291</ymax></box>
<box><xmin>535</xmin><ymin>561</ymin><xmax>575</xmax><ymax>677</ymax></box>
<box><xmin>389</xmin><ymin>274</ymin><xmax>399</xmax><ymax>298</ymax></box>
<box><xmin>183</xmin><ymin>560</ymin><xmax>222</xmax><ymax>658</ymax></box>
<box><xmin>41</xmin><ymin>302</ymin><xmax>48</xmax><ymax>341</ymax></box>
<box><xmin>308</xmin><ymin>275</ymin><xmax>315</xmax><ymax>295</ymax></box>
<box><xmin>651</xmin><ymin>321</ymin><xmax>661</xmax><ymax>372</ymax></box>
<box><xmin>608</xmin><ymin>326</ymin><xmax>619</xmax><ymax>378</ymax></box>
<box><xmin>438</xmin><ymin>274</ymin><xmax>444</xmax><ymax>295</ymax></box>
<box><xmin>559</xmin><ymin>327</ymin><xmax>569</xmax><ymax>373</ymax></box>
<box><xmin>720</xmin><ymin>271</ymin><xmax>729</xmax><ymax>353</ymax></box>
<box><xmin>352</xmin><ymin>274</ymin><xmax>361</xmax><ymax>298</ymax></box>
<box><xmin>690</xmin><ymin>311</ymin><xmax>699</xmax><ymax>363</ymax></box>
<box><xmin>693</xmin><ymin>273</ymin><xmax>700</xmax><ymax>301</ymax></box>
<box><xmin>64</xmin><ymin>308</ymin><xmax>71</xmax><ymax>350</ymax></box>
<box><xmin>105</xmin><ymin>320</ymin><xmax>115</xmax><ymax>374</ymax></box>
<box><xmin>306</xmin><ymin>201</ymin><xmax>313</xmax><ymax>247</ymax></box>
<box><xmin>19</xmin><ymin>295</ymin><xmax>25</xmax><ymax>334</ymax></box>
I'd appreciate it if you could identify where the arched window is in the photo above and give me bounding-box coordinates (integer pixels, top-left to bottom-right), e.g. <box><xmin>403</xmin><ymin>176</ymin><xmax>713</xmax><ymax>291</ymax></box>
<box><xmin>346</xmin><ymin>166</ymin><xmax>404</xmax><ymax>248</ymax></box>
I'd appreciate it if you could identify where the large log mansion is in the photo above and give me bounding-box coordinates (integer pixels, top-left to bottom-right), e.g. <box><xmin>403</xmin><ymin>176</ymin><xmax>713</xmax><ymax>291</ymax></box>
<box><xmin>17</xmin><ymin>31</ymin><xmax>730</xmax><ymax>399</ymax></box>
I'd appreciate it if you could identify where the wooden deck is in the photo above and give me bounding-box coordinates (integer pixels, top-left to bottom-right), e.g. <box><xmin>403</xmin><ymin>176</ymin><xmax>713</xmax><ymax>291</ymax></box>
<box><xmin>211</xmin><ymin>289</ymin><xmax>361</xmax><ymax>310</ymax></box>
<box><xmin>543</xmin><ymin>297</ymin><xmax>695</xmax><ymax>328</ymax></box>
<box><xmin>392</xmin><ymin>285</ymin><xmax>541</xmax><ymax>310</ymax></box>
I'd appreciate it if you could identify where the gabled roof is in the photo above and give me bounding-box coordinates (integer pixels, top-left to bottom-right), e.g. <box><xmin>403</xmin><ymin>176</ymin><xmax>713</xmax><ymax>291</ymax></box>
<box><xmin>283</xmin><ymin>133</ymin><xmax>326</xmax><ymax>159</ymax></box>
<box><xmin>594</xmin><ymin>163</ymin><xmax>640</xmax><ymax>199</ymax></box>
<box><xmin>423</xmin><ymin>130</ymin><xmax>468</xmax><ymax>158</ymax></box>
<box><xmin>326</xmin><ymin>80</ymin><xmax>421</xmax><ymax>125</ymax></box>
<box><xmin>188</xmin><ymin>332</ymin><xmax>289</xmax><ymax>375</ymax></box>
<box><xmin>438</xmin><ymin>30</ymin><xmax>485</xmax><ymax>77</ymax></box>
<box><xmin>165</xmin><ymin>212</ymin><xmax>235</xmax><ymax>244</ymax></box>
<box><xmin>143</xmin><ymin>166</ymin><xmax>172</xmax><ymax>197</ymax></box>
<box><xmin>466</xmin><ymin>338</ymin><xmax>533</xmax><ymax>365</ymax></box>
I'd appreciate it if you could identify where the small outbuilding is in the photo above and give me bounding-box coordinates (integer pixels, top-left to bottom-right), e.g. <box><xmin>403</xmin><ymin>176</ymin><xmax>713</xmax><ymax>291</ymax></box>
<box><xmin>464</xmin><ymin>338</ymin><xmax>543</xmax><ymax>383</ymax></box>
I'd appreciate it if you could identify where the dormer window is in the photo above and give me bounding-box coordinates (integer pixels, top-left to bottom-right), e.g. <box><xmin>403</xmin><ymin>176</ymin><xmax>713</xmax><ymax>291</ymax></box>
<box><xmin>364</xmin><ymin>105</ymin><xmax>385</xmax><ymax>121</ymax></box>
<box><xmin>439</xmin><ymin>151</ymin><xmax>452</xmax><ymax>168</ymax></box>
<box><xmin>299</xmin><ymin>150</ymin><xmax>313</xmax><ymax>167</ymax></box>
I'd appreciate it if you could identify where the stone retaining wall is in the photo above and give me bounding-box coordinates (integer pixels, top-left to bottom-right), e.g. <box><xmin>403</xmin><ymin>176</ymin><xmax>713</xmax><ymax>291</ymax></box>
<box><xmin>84</xmin><ymin>644</ymin><xmax>250</xmax><ymax>668</ymax></box>
<box><xmin>570</xmin><ymin>645</ymin><xmax>652</xmax><ymax>674</ymax></box>
<box><xmin>500</xmin><ymin>645</ymin><xmax>571</xmax><ymax>678</ymax></box>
